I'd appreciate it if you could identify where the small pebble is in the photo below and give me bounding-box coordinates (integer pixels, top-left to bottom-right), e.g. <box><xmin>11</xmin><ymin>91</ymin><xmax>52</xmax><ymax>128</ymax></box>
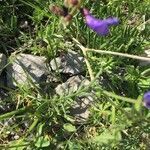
<box><xmin>14</xmin><ymin>135</ymin><xmax>20</xmax><ymax>140</ymax></box>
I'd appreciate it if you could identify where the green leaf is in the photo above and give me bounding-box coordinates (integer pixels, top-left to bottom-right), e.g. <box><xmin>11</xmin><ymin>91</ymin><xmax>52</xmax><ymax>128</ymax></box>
<box><xmin>37</xmin><ymin>123</ymin><xmax>45</xmax><ymax>136</ymax></box>
<box><xmin>64</xmin><ymin>114</ymin><xmax>75</xmax><ymax>123</ymax></box>
<box><xmin>134</xmin><ymin>95</ymin><xmax>142</xmax><ymax>112</ymax></box>
<box><xmin>89</xmin><ymin>130</ymin><xmax>121</xmax><ymax>145</ymax></box>
<box><xmin>11</xmin><ymin>15</ymin><xmax>17</xmax><ymax>29</ymax></box>
<box><xmin>67</xmin><ymin>141</ymin><xmax>82</xmax><ymax>150</ymax></box>
<box><xmin>35</xmin><ymin>136</ymin><xmax>50</xmax><ymax>148</ymax></box>
<box><xmin>92</xmin><ymin>132</ymin><xmax>114</xmax><ymax>144</ymax></box>
<box><xmin>63</xmin><ymin>123</ymin><xmax>76</xmax><ymax>133</ymax></box>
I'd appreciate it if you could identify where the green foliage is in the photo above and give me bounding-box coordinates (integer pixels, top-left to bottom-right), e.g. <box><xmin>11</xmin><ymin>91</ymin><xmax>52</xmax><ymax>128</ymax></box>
<box><xmin>63</xmin><ymin>123</ymin><xmax>77</xmax><ymax>133</ymax></box>
<box><xmin>0</xmin><ymin>0</ymin><xmax>150</xmax><ymax>149</ymax></box>
<box><xmin>35</xmin><ymin>136</ymin><xmax>50</xmax><ymax>148</ymax></box>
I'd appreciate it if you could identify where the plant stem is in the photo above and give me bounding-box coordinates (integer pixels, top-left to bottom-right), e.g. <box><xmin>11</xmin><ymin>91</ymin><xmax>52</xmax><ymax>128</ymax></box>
<box><xmin>72</xmin><ymin>38</ymin><xmax>94</xmax><ymax>81</ymax></box>
<box><xmin>25</xmin><ymin>118</ymin><xmax>39</xmax><ymax>136</ymax></box>
<box><xmin>82</xmin><ymin>48</ymin><xmax>94</xmax><ymax>80</ymax></box>
<box><xmin>87</xmin><ymin>49</ymin><xmax>150</xmax><ymax>62</ymax></box>
<box><xmin>103</xmin><ymin>90</ymin><xmax>136</xmax><ymax>103</ymax></box>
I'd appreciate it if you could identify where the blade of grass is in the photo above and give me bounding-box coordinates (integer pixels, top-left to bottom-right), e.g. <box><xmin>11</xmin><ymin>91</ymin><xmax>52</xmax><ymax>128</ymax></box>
<box><xmin>0</xmin><ymin>107</ymin><xmax>32</xmax><ymax>121</ymax></box>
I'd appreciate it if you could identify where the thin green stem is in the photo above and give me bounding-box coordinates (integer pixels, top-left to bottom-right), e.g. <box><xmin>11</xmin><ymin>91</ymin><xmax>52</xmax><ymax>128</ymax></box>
<box><xmin>87</xmin><ymin>49</ymin><xmax>150</xmax><ymax>62</ymax></box>
<box><xmin>28</xmin><ymin>118</ymin><xmax>39</xmax><ymax>132</ymax></box>
<box><xmin>82</xmin><ymin>48</ymin><xmax>94</xmax><ymax>80</ymax></box>
<box><xmin>73</xmin><ymin>38</ymin><xmax>150</xmax><ymax>61</ymax></box>
<box><xmin>72</xmin><ymin>38</ymin><xmax>94</xmax><ymax>80</ymax></box>
<box><xmin>103</xmin><ymin>90</ymin><xmax>136</xmax><ymax>103</ymax></box>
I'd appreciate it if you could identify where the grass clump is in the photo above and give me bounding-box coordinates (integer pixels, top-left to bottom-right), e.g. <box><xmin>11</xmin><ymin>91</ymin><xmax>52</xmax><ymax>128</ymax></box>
<box><xmin>0</xmin><ymin>0</ymin><xmax>150</xmax><ymax>149</ymax></box>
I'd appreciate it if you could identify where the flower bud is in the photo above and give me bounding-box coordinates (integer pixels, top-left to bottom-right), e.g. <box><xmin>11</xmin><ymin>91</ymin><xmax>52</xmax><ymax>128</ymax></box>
<box><xmin>70</xmin><ymin>0</ymin><xmax>78</xmax><ymax>6</ymax></box>
<box><xmin>80</xmin><ymin>8</ymin><xmax>90</xmax><ymax>16</ymax></box>
<box><xmin>49</xmin><ymin>5</ymin><xmax>68</xmax><ymax>16</ymax></box>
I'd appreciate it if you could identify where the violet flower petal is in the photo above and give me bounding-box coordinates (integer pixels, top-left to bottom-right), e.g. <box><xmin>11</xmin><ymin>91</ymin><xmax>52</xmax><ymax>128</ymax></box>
<box><xmin>85</xmin><ymin>15</ymin><xmax>109</xmax><ymax>36</ymax></box>
<box><xmin>143</xmin><ymin>91</ymin><xmax>150</xmax><ymax>109</ymax></box>
<box><xmin>82</xmin><ymin>8</ymin><xmax>119</xmax><ymax>36</ymax></box>
<box><xmin>94</xmin><ymin>24</ymin><xmax>109</xmax><ymax>36</ymax></box>
<box><xmin>104</xmin><ymin>17</ymin><xmax>119</xmax><ymax>26</ymax></box>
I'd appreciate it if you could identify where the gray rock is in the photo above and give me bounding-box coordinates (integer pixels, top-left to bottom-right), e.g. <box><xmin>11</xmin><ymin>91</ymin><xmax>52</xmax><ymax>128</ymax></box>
<box><xmin>55</xmin><ymin>75</ymin><xmax>94</xmax><ymax>123</ymax></box>
<box><xmin>46</xmin><ymin>73</ymin><xmax>60</xmax><ymax>83</ymax></box>
<box><xmin>7</xmin><ymin>53</ymin><xmax>50</xmax><ymax>88</ymax></box>
<box><xmin>70</xmin><ymin>95</ymin><xmax>94</xmax><ymax>123</ymax></box>
<box><xmin>50</xmin><ymin>50</ymin><xmax>85</xmax><ymax>75</ymax></box>
<box><xmin>0</xmin><ymin>53</ymin><xmax>7</xmax><ymax>75</ymax></box>
<box><xmin>55</xmin><ymin>75</ymin><xmax>90</xmax><ymax>95</ymax></box>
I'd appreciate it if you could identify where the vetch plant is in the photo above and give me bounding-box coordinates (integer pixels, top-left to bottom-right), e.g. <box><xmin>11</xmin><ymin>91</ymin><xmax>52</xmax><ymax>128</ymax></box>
<box><xmin>50</xmin><ymin>0</ymin><xmax>119</xmax><ymax>35</ymax></box>
<box><xmin>1</xmin><ymin>0</ymin><xmax>150</xmax><ymax>149</ymax></box>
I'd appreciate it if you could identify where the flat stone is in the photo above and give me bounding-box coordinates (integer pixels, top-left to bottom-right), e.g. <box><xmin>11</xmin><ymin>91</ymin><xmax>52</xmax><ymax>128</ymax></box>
<box><xmin>7</xmin><ymin>53</ymin><xmax>49</xmax><ymax>88</ymax></box>
<box><xmin>50</xmin><ymin>50</ymin><xmax>85</xmax><ymax>75</ymax></box>
<box><xmin>70</xmin><ymin>95</ymin><xmax>94</xmax><ymax>123</ymax></box>
<box><xmin>55</xmin><ymin>75</ymin><xmax>94</xmax><ymax>123</ymax></box>
<box><xmin>0</xmin><ymin>53</ymin><xmax>7</xmax><ymax>75</ymax></box>
<box><xmin>55</xmin><ymin>75</ymin><xmax>90</xmax><ymax>95</ymax></box>
<box><xmin>46</xmin><ymin>73</ymin><xmax>60</xmax><ymax>83</ymax></box>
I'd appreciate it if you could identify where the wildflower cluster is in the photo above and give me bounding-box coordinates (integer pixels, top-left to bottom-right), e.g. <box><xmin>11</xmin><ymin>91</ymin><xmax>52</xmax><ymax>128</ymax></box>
<box><xmin>50</xmin><ymin>1</ymin><xmax>150</xmax><ymax>110</ymax></box>
<box><xmin>50</xmin><ymin>0</ymin><xmax>119</xmax><ymax>36</ymax></box>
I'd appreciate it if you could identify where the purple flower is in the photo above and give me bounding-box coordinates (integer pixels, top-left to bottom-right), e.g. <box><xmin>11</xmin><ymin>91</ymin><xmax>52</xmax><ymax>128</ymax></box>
<box><xmin>81</xmin><ymin>8</ymin><xmax>119</xmax><ymax>36</ymax></box>
<box><xmin>143</xmin><ymin>91</ymin><xmax>150</xmax><ymax>109</ymax></box>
